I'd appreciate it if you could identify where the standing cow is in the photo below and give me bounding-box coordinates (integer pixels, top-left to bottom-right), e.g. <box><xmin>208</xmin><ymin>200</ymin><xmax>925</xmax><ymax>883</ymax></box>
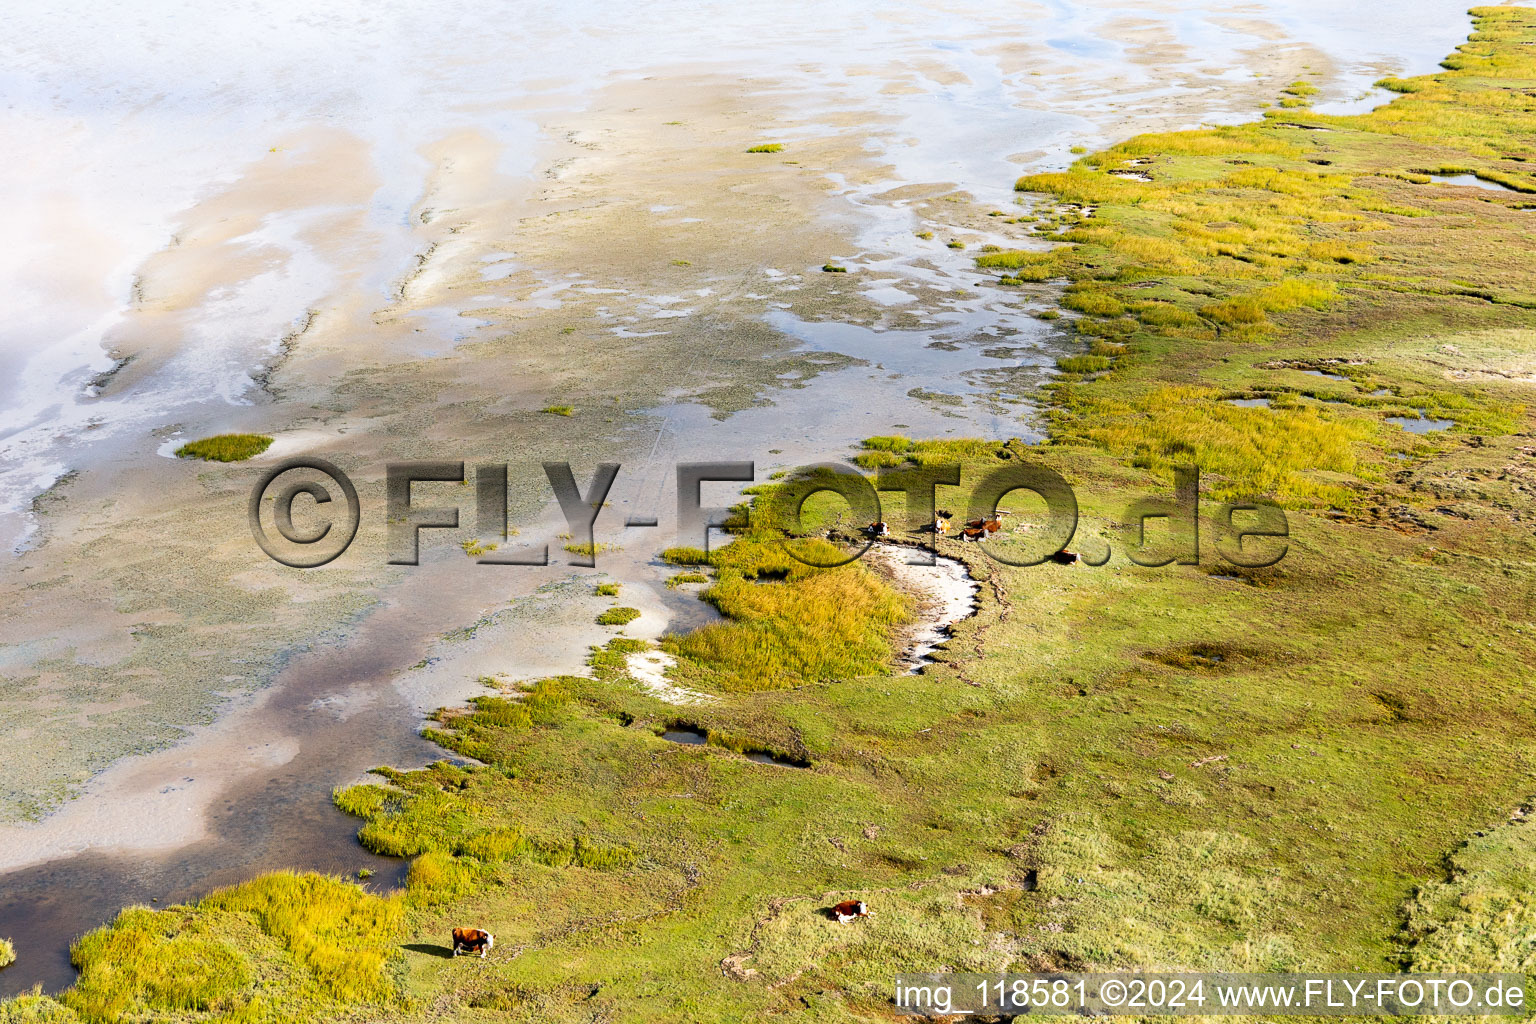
<box><xmin>452</xmin><ymin>927</ymin><xmax>495</xmax><ymax>958</ymax></box>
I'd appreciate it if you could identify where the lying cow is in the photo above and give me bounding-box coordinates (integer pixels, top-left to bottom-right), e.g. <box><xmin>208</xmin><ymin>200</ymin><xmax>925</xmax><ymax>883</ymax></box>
<box><xmin>866</xmin><ymin>521</ymin><xmax>890</xmax><ymax>538</ymax></box>
<box><xmin>830</xmin><ymin>899</ymin><xmax>869</xmax><ymax>923</ymax></box>
<box><xmin>451</xmin><ymin>927</ymin><xmax>495</xmax><ymax>958</ymax></box>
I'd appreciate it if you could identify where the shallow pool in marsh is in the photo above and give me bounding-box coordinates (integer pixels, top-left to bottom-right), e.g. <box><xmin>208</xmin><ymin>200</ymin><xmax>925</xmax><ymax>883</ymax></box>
<box><xmin>1428</xmin><ymin>173</ymin><xmax>1520</xmax><ymax>192</ymax></box>
<box><xmin>1388</xmin><ymin>411</ymin><xmax>1455</xmax><ymax>433</ymax></box>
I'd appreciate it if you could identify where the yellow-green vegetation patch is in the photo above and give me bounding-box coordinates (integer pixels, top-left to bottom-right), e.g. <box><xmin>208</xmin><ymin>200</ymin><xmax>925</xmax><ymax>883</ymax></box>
<box><xmin>1056</xmin><ymin>383</ymin><xmax>1376</xmax><ymax>506</ymax></box>
<box><xmin>173</xmin><ymin>433</ymin><xmax>273</xmax><ymax>462</ymax></box>
<box><xmin>0</xmin><ymin>938</ymin><xmax>12</xmax><ymax>969</ymax></box>
<box><xmin>596</xmin><ymin>606</ymin><xmax>641</xmax><ymax>626</ymax></box>
<box><xmin>746</xmin><ymin>143</ymin><xmax>784</xmax><ymax>153</ymax></box>
<box><xmin>980</xmin><ymin>7</ymin><xmax>1536</xmax><ymax>505</ymax></box>
<box><xmin>660</xmin><ymin>545</ymin><xmax>712</xmax><ymax>565</ymax></box>
<box><xmin>661</xmin><ymin>527</ymin><xmax>912</xmax><ymax>692</ymax></box>
<box><xmin>564</xmin><ymin>541</ymin><xmax>617</xmax><ymax>557</ymax></box>
<box><xmin>540</xmin><ymin>404</ymin><xmax>574</xmax><ymax>416</ymax></box>
<box><xmin>51</xmin><ymin>872</ymin><xmax>403</xmax><ymax>1021</ymax></box>
<box><xmin>595</xmin><ymin>582</ymin><xmax>620</xmax><ymax>597</ymax></box>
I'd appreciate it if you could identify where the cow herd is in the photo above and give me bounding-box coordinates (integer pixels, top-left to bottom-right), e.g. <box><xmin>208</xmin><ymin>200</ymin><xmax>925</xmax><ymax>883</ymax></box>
<box><xmin>449</xmin><ymin>900</ymin><xmax>872</xmax><ymax>961</ymax></box>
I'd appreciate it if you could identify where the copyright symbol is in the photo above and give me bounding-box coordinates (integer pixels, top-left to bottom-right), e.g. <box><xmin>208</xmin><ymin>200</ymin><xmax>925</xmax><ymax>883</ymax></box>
<box><xmin>248</xmin><ymin>457</ymin><xmax>360</xmax><ymax>568</ymax></box>
<box><xmin>1100</xmin><ymin>979</ymin><xmax>1126</xmax><ymax>1008</ymax></box>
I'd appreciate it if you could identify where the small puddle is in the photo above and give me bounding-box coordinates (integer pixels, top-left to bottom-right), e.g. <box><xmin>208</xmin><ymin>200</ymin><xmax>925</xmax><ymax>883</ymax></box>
<box><xmin>1107</xmin><ymin>169</ymin><xmax>1152</xmax><ymax>182</ymax></box>
<box><xmin>662</xmin><ymin>727</ymin><xmax>707</xmax><ymax>745</ymax></box>
<box><xmin>1387</xmin><ymin>410</ymin><xmax>1454</xmax><ymax>433</ymax></box>
<box><xmin>1225</xmin><ymin>397</ymin><xmax>1271</xmax><ymax>408</ymax></box>
<box><xmin>659</xmin><ymin>727</ymin><xmax>808</xmax><ymax>768</ymax></box>
<box><xmin>743</xmin><ymin>750</ymin><xmax>806</xmax><ymax>768</ymax></box>
<box><xmin>1428</xmin><ymin>173</ymin><xmax>1519</xmax><ymax>193</ymax></box>
<box><xmin>1301</xmin><ymin>369</ymin><xmax>1346</xmax><ymax>381</ymax></box>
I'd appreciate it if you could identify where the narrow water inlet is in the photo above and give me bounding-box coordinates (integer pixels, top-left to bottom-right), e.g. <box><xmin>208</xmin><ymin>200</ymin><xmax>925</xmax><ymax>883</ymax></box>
<box><xmin>0</xmin><ymin>792</ymin><xmax>411</xmax><ymax>998</ymax></box>
<box><xmin>862</xmin><ymin>544</ymin><xmax>982</xmax><ymax>672</ymax></box>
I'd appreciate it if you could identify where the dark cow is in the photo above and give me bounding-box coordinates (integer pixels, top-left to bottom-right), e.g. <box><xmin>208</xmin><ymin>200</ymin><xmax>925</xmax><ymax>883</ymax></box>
<box><xmin>830</xmin><ymin>900</ymin><xmax>869</xmax><ymax>923</ymax></box>
<box><xmin>866</xmin><ymin>521</ymin><xmax>890</xmax><ymax>538</ymax></box>
<box><xmin>1050</xmin><ymin>549</ymin><xmax>1080</xmax><ymax>565</ymax></box>
<box><xmin>452</xmin><ymin>927</ymin><xmax>495</xmax><ymax>958</ymax></box>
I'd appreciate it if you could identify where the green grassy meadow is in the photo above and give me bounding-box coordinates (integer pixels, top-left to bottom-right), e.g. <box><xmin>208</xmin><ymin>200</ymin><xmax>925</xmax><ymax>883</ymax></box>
<box><xmin>7</xmin><ymin>10</ymin><xmax>1536</xmax><ymax>1022</ymax></box>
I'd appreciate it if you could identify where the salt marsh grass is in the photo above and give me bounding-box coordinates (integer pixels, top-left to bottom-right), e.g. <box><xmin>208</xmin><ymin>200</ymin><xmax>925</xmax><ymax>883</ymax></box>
<box><xmin>596</xmin><ymin>606</ymin><xmax>640</xmax><ymax>626</ymax></box>
<box><xmin>173</xmin><ymin>434</ymin><xmax>272</xmax><ymax>462</ymax></box>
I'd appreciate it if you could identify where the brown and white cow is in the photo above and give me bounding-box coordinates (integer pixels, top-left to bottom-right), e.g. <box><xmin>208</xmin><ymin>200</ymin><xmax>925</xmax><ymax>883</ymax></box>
<box><xmin>830</xmin><ymin>900</ymin><xmax>869</xmax><ymax>923</ymax></box>
<box><xmin>452</xmin><ymin>927</ymin><xmax>495</xmax><ymax>958</ymax></box>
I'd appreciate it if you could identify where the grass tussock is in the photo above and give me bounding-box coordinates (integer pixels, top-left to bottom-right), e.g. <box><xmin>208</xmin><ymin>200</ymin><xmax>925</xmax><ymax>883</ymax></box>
<box><xmin>174</xmin><ymin>434</ymin><xmax>272</xmax><ymax>462</ymax></box>
<box><xmin>660</xmin><ymin>546</ymin><xmax>712</xmax><ymax>566</ymax></box>
<box><xmin>563</xmin><ymin>541</ymin><xmax>616</xmax><ymax>557</ymax></box>
<box><xmin>541</xmin><ymin>404</ymin><xmax>574</xmax><ymax>416</ymax></box>
<box><xmin>1057</xmin><ymin>354</ymin><xmax>1112</xmax><ymax>375</ymax></box>
<box><xmin>596</xmin><ymin>606</ymin><xmax>641</xmax><ymax>626</ymax></box>
<box><xmin>0</xmin><ymin>939</ymin><xmax>12</xmax><ymax>969</ymax></box>
<box><xmin>746</xmin><ymin>143</ymin><xmax>784</xmax><ymax>153</ymax></box>
<box><xmin>405</xmin><ymin>850</ymin><xmax>482</xmax><ymax>905</ymax></box>
<box><xmin>595</xmin><ymin>582</ymin><xmax>620</xmax><ymax>596</ymax></box>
